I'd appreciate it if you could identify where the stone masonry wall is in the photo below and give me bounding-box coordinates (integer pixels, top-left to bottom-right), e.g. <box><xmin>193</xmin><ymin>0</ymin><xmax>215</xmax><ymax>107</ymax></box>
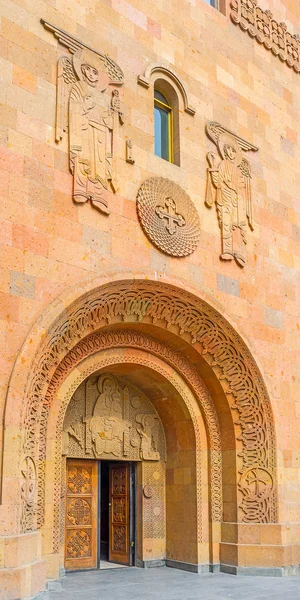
<box><xmin>0</xmin><ymin>0</ymin><xmax>299</xmax><ymax>531</ymax></box>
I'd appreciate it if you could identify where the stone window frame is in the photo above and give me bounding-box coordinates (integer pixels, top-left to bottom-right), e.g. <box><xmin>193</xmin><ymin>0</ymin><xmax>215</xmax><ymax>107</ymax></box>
<box><xmin>138</xmin><ymin>64</ymin><xmax>196</xmax><ymax>168</ymax></box>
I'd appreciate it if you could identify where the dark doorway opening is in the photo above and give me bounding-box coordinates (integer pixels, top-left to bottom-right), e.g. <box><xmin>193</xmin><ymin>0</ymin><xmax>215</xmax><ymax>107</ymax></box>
<box><xmin>99</xmin><ymin>461</ymin><xmax>135</xmax><ymax>569</ymax></box>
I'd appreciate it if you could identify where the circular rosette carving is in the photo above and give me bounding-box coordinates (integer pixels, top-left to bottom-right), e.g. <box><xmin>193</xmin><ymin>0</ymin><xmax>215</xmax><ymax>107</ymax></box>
<box><xmin>239</xmin><ymin>466</ymin><xmax>273</xmax><ymax>502</ymax></box>
<box><xmin>136</xmin><ymin>177</ymin><xmax>200</xmax><ymax>257</ymax></box>
<box><xmin>143</xmin><ymin>485</ymin><xmax>154</xmax><ymax>499</ymax></box>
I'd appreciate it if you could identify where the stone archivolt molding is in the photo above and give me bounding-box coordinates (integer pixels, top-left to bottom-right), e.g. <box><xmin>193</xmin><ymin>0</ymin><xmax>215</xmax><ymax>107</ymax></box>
<box><xmin>137</xmin><ymin>63</ymin><xmax>195</xmax><ymax>115</ymax></box>
<box><xmin>19</xmin><ymin>280</ymin><xmax>277</xmax><ymax>534</ymax></box>
<box><xmin>137</xmin><ymin>177</ymin><xmax>201</xmax><ymax>257</ymax></box>
<box><xmin>51</xmin><ymin>349</ymin><xmax>203</xmax><ymax>553</ymax></box>
<box><xmin>45</xmin><ymin>330</ymin><xmax>221</xmax><ymax>546</ymax></box>
<box><xmin>230</xmin><ymin>0</ymin><xmax>300</xmax><ymax>74</ymax></box>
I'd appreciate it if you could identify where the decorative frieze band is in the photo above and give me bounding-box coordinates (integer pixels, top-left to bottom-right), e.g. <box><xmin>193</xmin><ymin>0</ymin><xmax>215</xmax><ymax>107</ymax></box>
<box><xmin>230</xmin><ymin>0</ymin><xmax>300</xmax><ymax>74</ymax></box>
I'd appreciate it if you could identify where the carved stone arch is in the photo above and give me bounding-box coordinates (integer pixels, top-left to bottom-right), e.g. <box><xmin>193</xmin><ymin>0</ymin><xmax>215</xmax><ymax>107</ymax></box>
<box><xmin>45</xmin><ymin>348</ymin><xmax>207</xmax><ymax>555</ymax></box>
<box><xmin>138</xmin><ymin>63</ymin><xmax>195</xmax><ymax>116</ymax></box>
<box><xmin>2</xmin><ymin>277</ymin><xmax>278</xmax><ymax>540</ymax></box>
<box><xmin>42</xmin><ymin>329</ymin><xmax>222</xmax><ymax>542</ymax></box>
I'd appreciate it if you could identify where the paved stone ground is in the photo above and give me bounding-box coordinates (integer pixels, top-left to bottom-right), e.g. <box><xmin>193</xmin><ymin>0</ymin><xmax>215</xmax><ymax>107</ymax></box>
<box><xmin>49</xmin><ymin>567</ymin><xmax>300</xmax><ymax>600</ymax></box>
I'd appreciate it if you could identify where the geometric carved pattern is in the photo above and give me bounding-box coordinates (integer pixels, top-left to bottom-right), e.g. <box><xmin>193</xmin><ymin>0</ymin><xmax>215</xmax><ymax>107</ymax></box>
<box><xmin>66</xmin><ymin>529</ymin><xmax>91</xmax><ymax>558</ymax></box>
<box><xmin>137</xmin><ymin>177</ymin><xmax>201</xmax><ymax>257</ymax></box>
<box><xmin>112</xmin><ymin>468</ymin><xmax>126</xmax><ymax>496</ymax></box>
<box><xmin>19</xmin><ymin>279</ymin><xmax>277</xmax><ymax>535</ymax></box>
<box><xmin>67</xmin><ymin>498</ymin><xmax>91</xmax><ymax>526</ymax></box>
<box><xmin>67</xmin><ymin>467</ymin><xmax>92</xmax><ymax>495</ymax></box>
<box><xmin>230</xmin><ymin>0</ymin><xmax>300</xmax><ymax>74</ymax></box>
<box><xmin>112</xmin><ymin>498</ymin><xmax>126</xmax><ymax>523</ymax></box>
<box><xmin>65</xmin><ymin>460</ymin><xmax>96</xmax><ymax>569</ymax></box>
<box><xmin>112</xmin><ymin>526</ymin><xmax>126</xmax><ymax>553</ymax></box>
<box><xmin>142</xmin><ymin>461</ymin><xmax>165</xmax><ymax>541</ymax></box>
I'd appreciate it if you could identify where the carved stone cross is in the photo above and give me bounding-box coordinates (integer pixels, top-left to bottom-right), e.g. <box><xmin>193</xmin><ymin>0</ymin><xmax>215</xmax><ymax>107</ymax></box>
<box><xmin>155</xmin><ymin>197</ymin><xmax>185</xmax><ymax>235</ymax></box>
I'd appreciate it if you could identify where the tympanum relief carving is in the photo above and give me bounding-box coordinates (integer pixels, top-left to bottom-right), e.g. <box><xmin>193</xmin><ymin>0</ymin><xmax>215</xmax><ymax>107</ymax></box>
<box><xmin>205</xmin><ymin>122</ymin><xmax>258</xmax><ymax>267</ymax></box>
<box><xmin>63</xmin><ymin>373</ymin><xmax>165</xmax><ymax>462</ymax></box>
<box><xmin>42</xmin><ymin>20</ymin><xmax>126</xmax><ymax>215</ymax></box>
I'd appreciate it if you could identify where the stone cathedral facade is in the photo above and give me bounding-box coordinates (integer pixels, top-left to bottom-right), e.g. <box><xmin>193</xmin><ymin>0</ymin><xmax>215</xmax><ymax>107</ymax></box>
<box><xmin>0</xmin><ymin>0</ymin><xmax>299</xmax><ymax>598</ymax></box>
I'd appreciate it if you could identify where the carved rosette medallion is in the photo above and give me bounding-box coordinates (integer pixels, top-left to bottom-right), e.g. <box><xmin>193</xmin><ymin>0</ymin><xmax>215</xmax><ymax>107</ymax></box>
<box><xmin>136</xmin><ymin>177</ymin><xmax>200</xmax><ymax>257</ymax></box>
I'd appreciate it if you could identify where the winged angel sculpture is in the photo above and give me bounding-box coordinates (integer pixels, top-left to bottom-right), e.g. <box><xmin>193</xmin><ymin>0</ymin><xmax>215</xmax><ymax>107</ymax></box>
<box><xmin>205</xmin><ymin>122</ymin><xmax>257</xmax><ymax>267</ymax></box>
<box><xmin>56</xmin><ymin>47</ymin><xmax>124</xmax><ymax>214</ymax></box>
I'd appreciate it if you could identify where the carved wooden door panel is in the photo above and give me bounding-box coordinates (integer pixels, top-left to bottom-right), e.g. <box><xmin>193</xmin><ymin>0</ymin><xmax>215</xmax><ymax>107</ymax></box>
<box><xmin>65</xmin><ymin>460</ymin><xmax>98</xmax><ymax>570</ymax></box>
<box><xmin>109</xmin><ymin>463</ymin><xmax>130</xmax><ymax>565</ymax></box>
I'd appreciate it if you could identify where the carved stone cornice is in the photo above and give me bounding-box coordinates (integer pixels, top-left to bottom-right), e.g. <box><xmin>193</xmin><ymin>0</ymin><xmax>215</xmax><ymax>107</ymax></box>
<box><xmin>230</xmin><ymin>0</ymin><xmax>300</xmax><ymax>74</ymax></box>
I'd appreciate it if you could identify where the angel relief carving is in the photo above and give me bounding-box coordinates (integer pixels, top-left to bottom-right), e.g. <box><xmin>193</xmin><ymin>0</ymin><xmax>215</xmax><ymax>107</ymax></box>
<box><xmin>205</xmin><ymin>122</ymin><xmax>258</xmax><ymax>267</ymax></box>
<box><xmin>63</xmin><ymin>374</ymin><xmax>165</xmax><ymax>462</ymax></box>
<box><xmin>56</xmin><ymin>48</ymin><xmax>124</xmax><ymax>214</ymax></box>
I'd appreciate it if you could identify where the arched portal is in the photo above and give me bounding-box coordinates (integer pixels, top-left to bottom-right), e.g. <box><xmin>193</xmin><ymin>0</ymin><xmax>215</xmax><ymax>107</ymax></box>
<box><xmin>1</xmin><ymin>277</ymin><xmax>278</xmax><ymax>583</ymax></box>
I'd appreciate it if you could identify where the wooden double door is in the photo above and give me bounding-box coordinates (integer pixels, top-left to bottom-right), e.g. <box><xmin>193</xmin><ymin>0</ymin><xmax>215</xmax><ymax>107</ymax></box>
<box><xmin>65</xmin><ymin>459</ymin><xmax>134</xmax><ymax>571</ymax></box>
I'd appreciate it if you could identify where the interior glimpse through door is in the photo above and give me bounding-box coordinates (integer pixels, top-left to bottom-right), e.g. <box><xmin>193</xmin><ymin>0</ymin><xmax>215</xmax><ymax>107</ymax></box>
<box><xmin>65</xmin><ymin>460</ymin><xmax>98</xmax><ymax>570</ymax></box>
<box><xmin>109</xmin><ymin>462</ymin><xmax>131</xmax><ymax>565</ymax></box>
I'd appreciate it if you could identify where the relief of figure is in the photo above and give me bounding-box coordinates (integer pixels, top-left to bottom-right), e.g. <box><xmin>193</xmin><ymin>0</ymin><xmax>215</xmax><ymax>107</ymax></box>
<box><xmin>136</xmin><ymin>414</ymin><xmax>160</xmax><ymax>461</ymax></box>
<box><xmin>205</xmin><ymin>128</ymin><xmax>255</xmax><ymax>268</ymax></box>
<box><xmin>56</xmin><ymin>48</ymin><xmax>124</xmax><ymax>215</ymax></box>
<box><xmin>87</xmin><ymin>375</ymin><xmax>130</xmax><ymax>457</ymax></box>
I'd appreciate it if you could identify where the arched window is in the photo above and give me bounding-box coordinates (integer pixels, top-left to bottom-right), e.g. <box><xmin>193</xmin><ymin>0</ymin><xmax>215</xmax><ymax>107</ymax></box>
<box><xmin>154</xmin><ymin>88</ymin><xmax>173</xmax><ymax>162</ymax></box>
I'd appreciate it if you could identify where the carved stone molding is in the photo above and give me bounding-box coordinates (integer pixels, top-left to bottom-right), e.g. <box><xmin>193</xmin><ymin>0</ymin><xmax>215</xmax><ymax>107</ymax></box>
<box><xmin>42</xmin><ymin>19</ymin><xmax>124</xmax><ymax>215</ymax></box>
<box><xmin>42</xmin><ymin>330</ymin><xmax>221</xmax><ymax>549</ymax></box>
<box><xmin>205</xmin><ymin>122</ymin><xmax>257</xmax><ymax>268</ymax></box>
<box><xmin>230</xmin><ymin>1</ymin><xmax>300</xmax><ymax>74</ymax></box>
<box><xmin>51</xmin><ymin>349</ymin><xmax>200</xmax><ymax>552</ymax></box>
<box><xmin>19</xmin><ymin>279</ymin><xmax>277</xmax><ymax>534</ymax></box>
<box><xmin>137</xmin><ymin>63</ymin><xmax>195</xmax><ymax>115</ymax></box>
<box><xmin>137</xmin><ymin>177</ymin><xmax>201</xmax><ymax>257</ymax></box>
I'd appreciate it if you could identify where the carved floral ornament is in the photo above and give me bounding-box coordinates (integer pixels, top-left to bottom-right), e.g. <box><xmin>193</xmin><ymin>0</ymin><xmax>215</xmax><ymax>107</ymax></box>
<box><xmin>230</xmin><ymin>0</ymin><xmax>300</xmax><ymax>73</ymax></box>
<box><xmin>17</xmin><ymin>280</ymin><xmax>277</xmax><ymax>535</ymax></box>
